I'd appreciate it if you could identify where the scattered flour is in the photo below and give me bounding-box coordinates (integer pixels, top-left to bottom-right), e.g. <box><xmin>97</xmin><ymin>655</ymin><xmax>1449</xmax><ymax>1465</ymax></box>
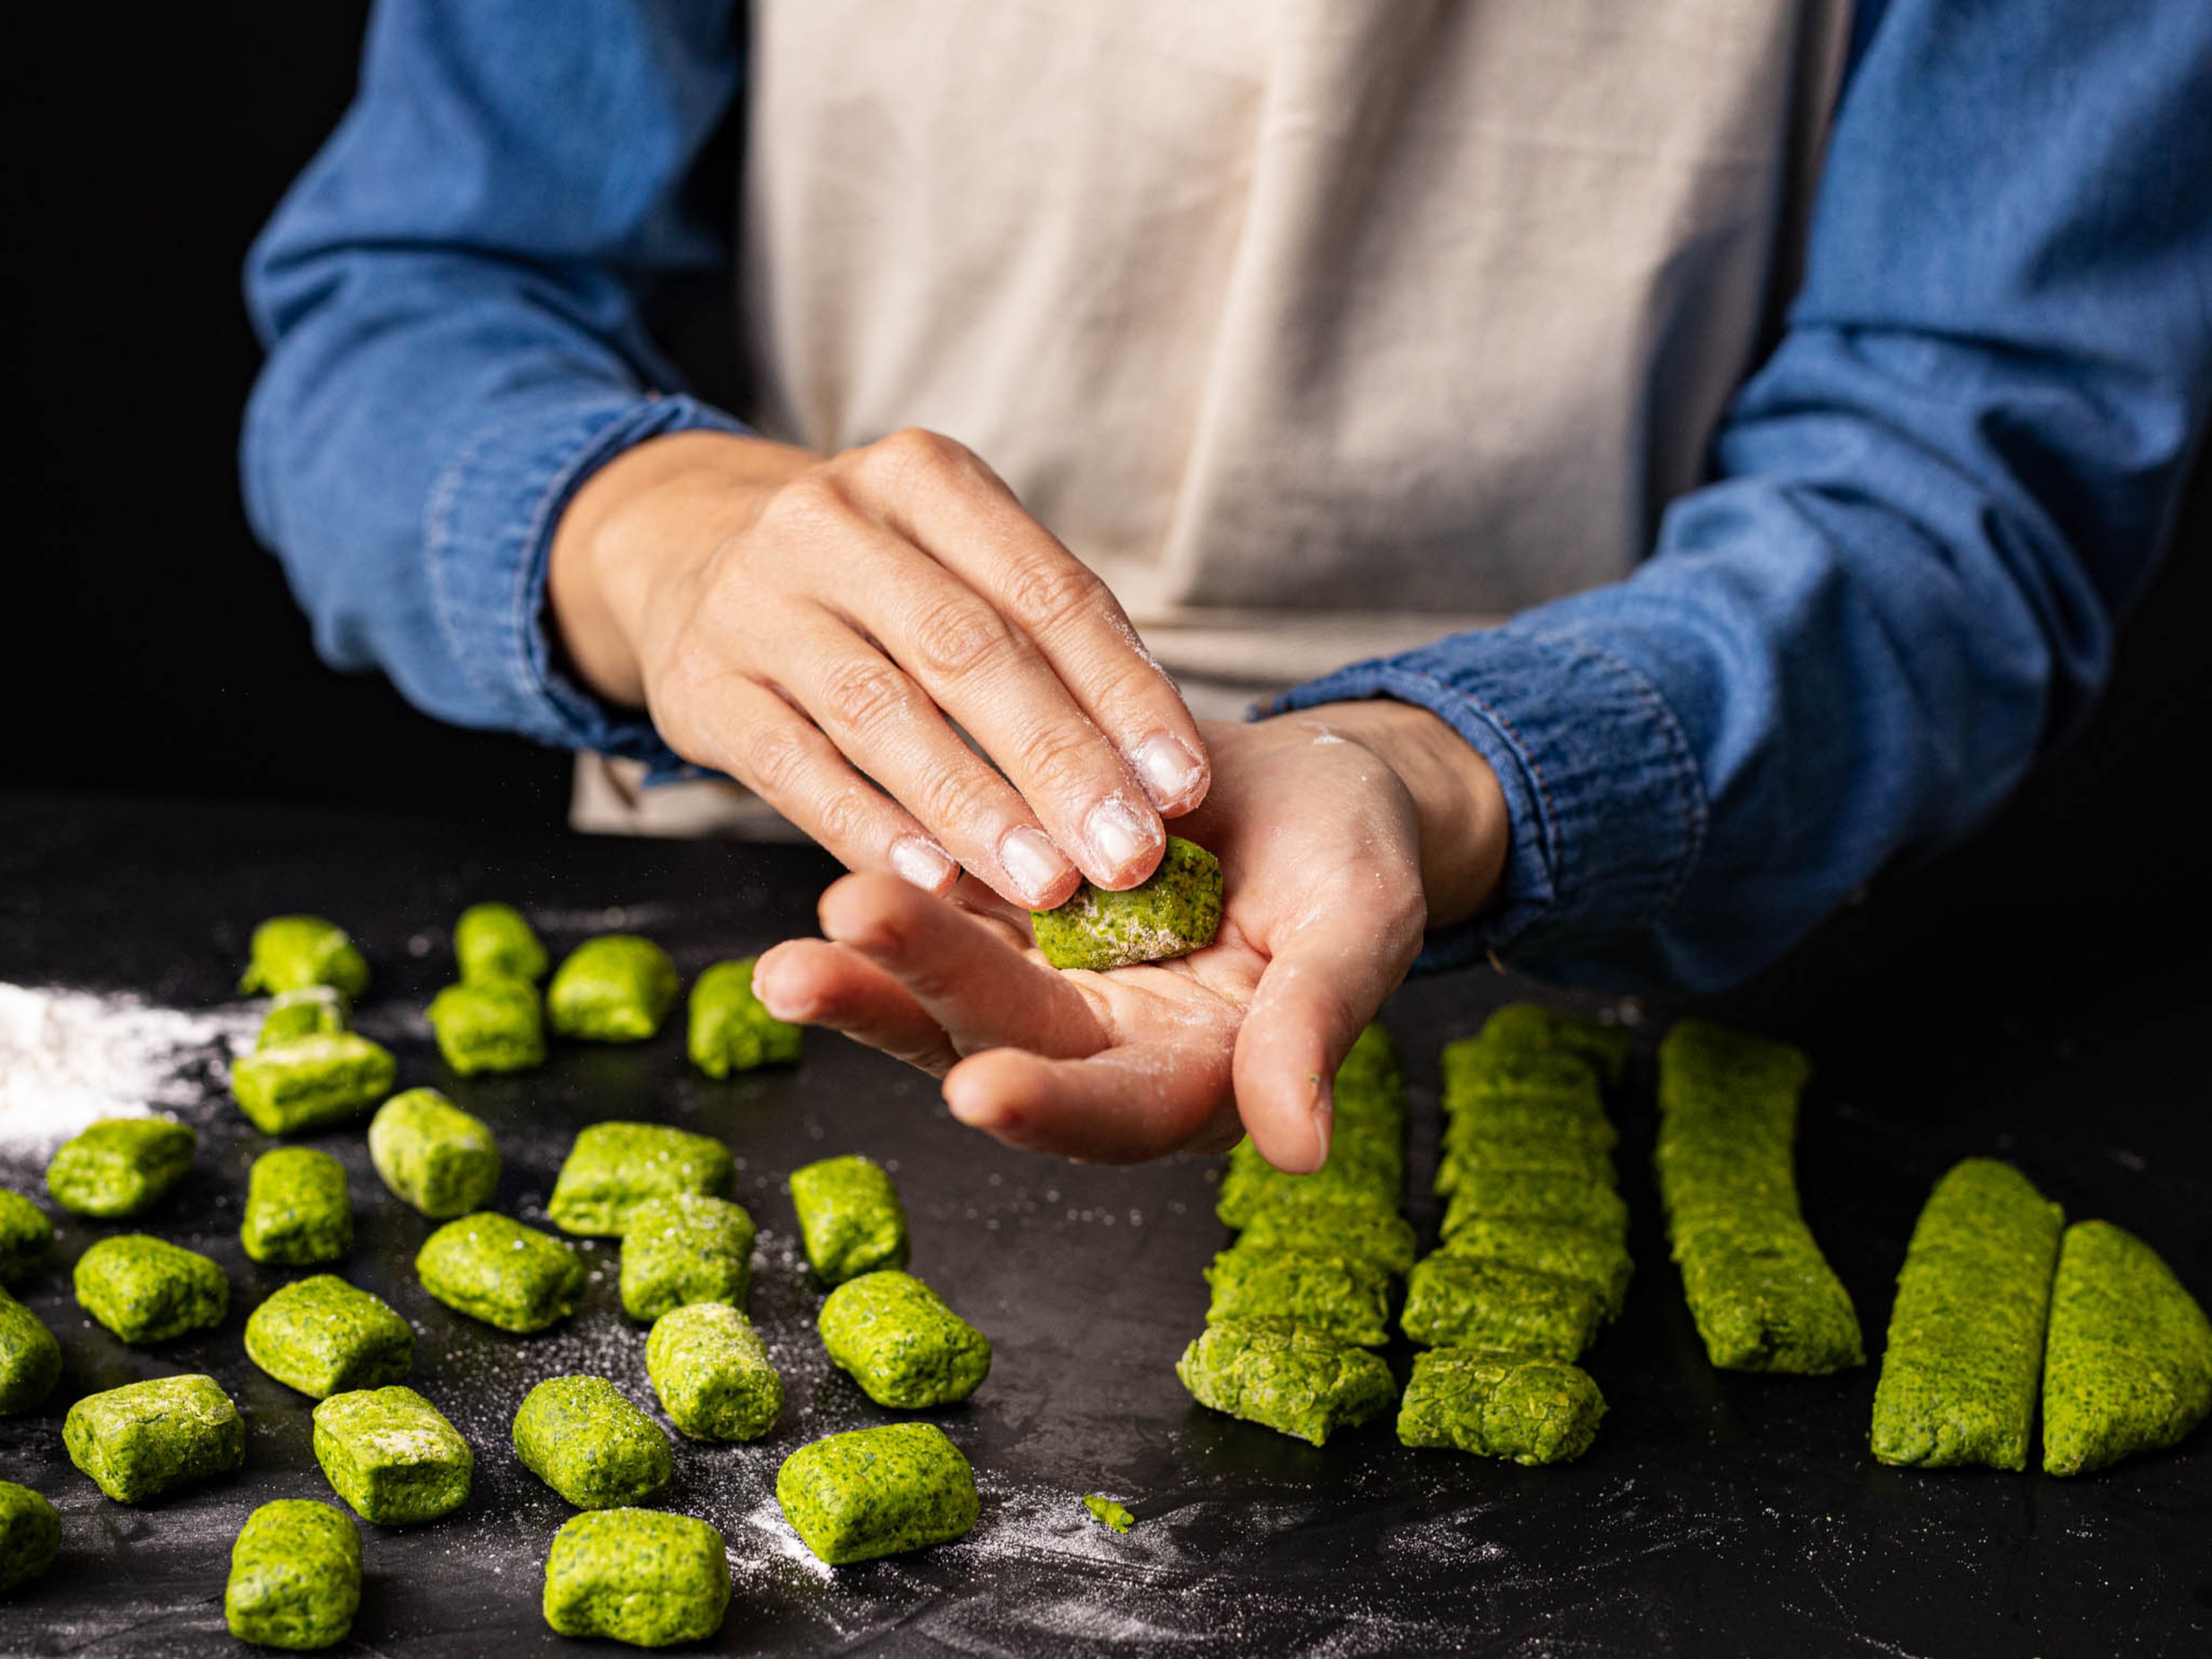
<box><xmin>0</xmin><ymin>983</ymin><xmax>254</xmax><ymax>1154</ymax></box>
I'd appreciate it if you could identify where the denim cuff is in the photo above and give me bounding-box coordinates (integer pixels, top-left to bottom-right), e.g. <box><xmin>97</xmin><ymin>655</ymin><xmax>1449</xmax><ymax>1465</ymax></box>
<box><xmin>1272</xmin><ymin>627</ymin><xmax>1707</xmax><ymax>974</ymax></box>
<box><xmin>425</xmin><ymin>391</ymin><xmax>748</xmax><ymax>761</ymax></box>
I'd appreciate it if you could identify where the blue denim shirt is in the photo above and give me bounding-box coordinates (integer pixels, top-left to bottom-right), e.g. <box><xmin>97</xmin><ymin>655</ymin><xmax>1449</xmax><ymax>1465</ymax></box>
<box><xmin>243</xmin><ymin>1</ymin><xmax>2212</xmax><ymax>991</ymax></box>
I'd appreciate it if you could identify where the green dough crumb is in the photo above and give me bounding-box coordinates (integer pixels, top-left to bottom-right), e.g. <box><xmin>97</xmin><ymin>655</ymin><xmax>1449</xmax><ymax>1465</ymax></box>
<box><xmin>819</xmin><ymin>1270</ymin><xmax>991</xmax><ymax>1408</ymax></box>
<box><xmin>546</xmin><ymin>935</ymin><xmax>679</xmax><ymax>1043</ymax></box>
<box><xmin>240</xmin><ymin>916</ymin><xmax>371</xmax><ymax>1000</ymax></box>
<box><xmin>1235</xmin><ymin>1202</ymin><xmax>1419</xmax><ymax>1279</ymax></box>
<box><xmin>225</xmin><ymin>1498</ymin><xmax>361</xmax><ymax>1650</ymax></box>
<box><xmin>2042</xmin><ymin>1219</ymin><xmax>2212</xmax><ymax>1477</ymax></box>
<box><xmin>1081</xmin><ymin>1494</ymin><xmax>1134</xmax><ymax>1533</ymax></box>
<box><xmin>1654</xmin><ymin>1020</ymin><xmax>1862</xmax><ymax>1373</ymax></box>
<box><xmin>65</xmin><ymin>1373</ymin><xmax>245</xmax><ymax>1503</ymax></box>
<box><xmin>620</xmin><ymin>1194</ymin><xmax>756</xmax><ymax>1321</ymax></box>
<box><xmin>454</xmin><ymin>902</ymin><xmax>548</xmax><ymax>984</ymax></box>
<box><xmin>0</xmin><ymin>1292</ymin><xmax>62</xmax><ymax>1415</ymax></box>
<box><xmin>257</xmin><ymin>986</ymin><xmax>349</xmax><ymax>1048</ymax></box>
<box><xmin>312</xmin><ymin>1385</ymin><xmax>471</xmax><ymax>1524</ymax></box>
<box><xmin>1869</xmin><ymin>1158</ymin><xmax>2063</xmax><ymax>1470</ymax></box>
<box><xmin>231</xmin><ymin>1034</ymin><xmax>397</xmax><ymax>1136</ymax></box>
<box><xmin>245</xmin><ymin>1275</ymin><xmax>415</xmax><ymax>1399</ymax></box>
<box><xmin>548</xmin><ymin>1121</ymin><xmax>734</xmax><ymax>1237</ymax></box>
<box><xmin>46</xmin><ymin>1117</ymin><xmax>195</xmax><ymax>1218</ymax></box>
<box><xmin>1438</xmin><ymin>1217</ymin><xmax>1632</xmax><ymax>1320</ymax></box>
<box><xmin>416</xmin><ymin>1212</ymin><xmax>585</xmax><ymax>1333</ymax></box>
<box><xmin>1204</xmin><ymin>1240</ymin><xmax>1392</xmax><ymax>1347</ymax></box>
<box><xmin>241</xmin><ymin>1147</ymin><xmax>353</xmax><ymax>1266</ymax></box>
<box><xmin>0</xmin><ymin>1479</ymin><xmax>60</xmax><ymax>1593</ymax></box>
<box><xmin>1031</xmin><ymin>836</ymin><xmax>1223</xmax><ymax>971</ymax></box>
<box><xmin>1396</xmin><ymin>1347</ymin><xmax>1607</xmax><ymax>1464</ymax></box>
<box><xmin>0</xmin><ymin>1190</ymin><xmax>53</xmax><ymax>1285</ymax></box>
<box><xmin>790</xmin><ymin>1154</ymin><xmax>910</xmax><ymax>1284</ymax></box>
<box><xmin>775</xmin><ymin>1422</ymin><xmax>979</xmax><ymax>1565</ymax></box>
<box><xmin>368</xmin><ymin>1089</ymin><xmax>500</xmax><ymax>1219</ymax></box>
<box><xmin>1175</xmin><ymin>1319</ymin><xmax>1397</xmax><ymax>1446</ymax></box>
<box><xmin>513</xmin><ymin>1376</ymin><xmax>673</xmax><ymax>1509</ymax></box>
<box><xmin>688</xmin><ymin>957</ymin><xmax>802</xmax><ymax>1075</ymax></box>
<box><xmin>1399</xmin><ymin>1255</ymin><xmax>1608</xmax><ymax>1360</ymax></box>
<box><xmin>74</xmin><ymin>1233</ymin><xmax>228</xmax><ymax>1343</ymax></box>
<box><xmin>427</xmin><ymin>977</ymin><xmax>546</xmax><ymax>1075</ymax></box>
<box><xmin>542</xmin><ymin>1508</ymin><xmax>730</xmax><ymax>1647</ymax></box>
<box><xmin>646</xmin><ymin>1302</ymin><xmax>784</xmax><ymax>1441</ymax></box>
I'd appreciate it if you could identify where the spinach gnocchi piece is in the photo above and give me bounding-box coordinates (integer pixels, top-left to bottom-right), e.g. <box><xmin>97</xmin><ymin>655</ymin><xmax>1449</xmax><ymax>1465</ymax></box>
<box><xmin>46</xmin><ymin>1117</ymin><xmax>195</xmax><ymax>1218</ymax></box>
<box><xmin>775</xmin><ymin>1423</ymin><xmax>979</xmax><ymax>1565</ymax></box>
<box><xmin>0</xmin><ymin>1190</ymin><xmax>52</xmax><ymax>1285</ymax></box>
<box><xmin>0</xmin><ymin>1293</ymin><xmax>62</xmax><ymax>1415</ymax></box>
<box><xmin>541</xmin><ymin>1509</ymin><xmax>730</xmax><ymax>1647</ymax></box>
<box><xmin>548</xmin><ymin>1122</ymin><xmax>734</xmax><ymax>1238</ymax></box>
<box><xmin>619</xmin><ymin>1194</ymin><xmax>756</xmax><ymax>1321</ymax></box>
<box><xmin>230</xmin><ymin>1033</ymin><xmax>396</xmax><ymax>1136</ymax></box>
<box><xmin>312</xmin><ymin>1385</ymin><xmax>472</xmax><ymax>1525</ymax></box>
<box><xmin>256</xmin><ymin>985</ymin><xmax>348</xmax><ymax>1048</ymax></box>
<box><xmin>74</xmin><ymin>1234</ymin><xmax>228</xmax><ymax>1344</ymax></box>
<box><xmin>1029</xmin><ymin>835</ymin><xmax>1222</xmax><ymax>971</ymax></box>
<box><xmin>416</xmin><ymin>1213</ymin><xmax>584</xmax><ymax>1334</ymax></box>
<box><xmin>240</xmin><ymin>915</ymin><xmax>370</xmax><ymax>1000</ymax></box>
<box><xmin>789</xmin><ymin>1154</ymin><xmax>908</xmax><ymax>1285</ymax></box>
<box><xmin>1396</xmin><ymin>1347</ymin><xmax>1607</xmax><ymax>1465</ymax></box>
<box><xmin>646</xmin><ymin>1303</ymin><xmax>783</xmax><ymax>1442</ymax></box>
<box><xmin>66</xmin><ymin>1374</ymin><xmax>245</xmax><ymax>1503</ymax></box>
<box><xmin>241</xmin><ymin>1146</ymin><xmax>353</xmax><ymax>1266</ymax></box>
<box><xmin>687</xmin><ymin>958</ymin><xmax>801</xmax><ymax>1075</ymax></box>
<box><xmin>427</xmin><ymin>977</ymin><xmax>546</xmax><ymax>1075</ymax></box>
<box><xmin>0</xmin><ymin>1479</ymin><xmax>60</xmax><ymax>1593</ymax></box>
<box><xmin>1175</xmin><ymin>1320</ymin><xmax>1396</xmax><ymax>1447</ymax></box>
<box><xmin>453</xmin><ymin>901</ymin><xmax>548</xmax><ymax>984</ymax></box>
<box><xmin>546</xmin><ymin>936</ymin><xmax>679</xmax><ymax>1043</ymax></box>
<box><xmin>245</xmin><ymin>1275</ymin><xmax>414</xmax><ymax>1399</ymax></box>
<box><xmin>818</xmin><ymin>1271</ymin><xmax>991</xmax><ymax>1409</ymax></box>
<box><xmin>368</xmin><ymin>1089</ymin><xmax>499</xmax><ymax>1219</ymax></box>
<box><xmin>225</xmin><ymin>1499</ymin><xmax>361</xmax><ymax>1650</ymax></box>
<box><xmin>512</xmin><ymin>1376</ymin><xmax>673</xmax><ymax>1509</ymax></box>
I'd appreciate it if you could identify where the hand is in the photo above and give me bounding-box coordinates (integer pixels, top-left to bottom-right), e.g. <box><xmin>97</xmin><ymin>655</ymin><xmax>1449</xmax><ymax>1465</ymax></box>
<box><xmin>751</xmin><ymin>704</ymin><xmax>1509</xmax><ymax>1170</ymax></box>
<box><xmin>548</xmin><ymin>428</ymin><xmax>1210</xmax><ymax>908</ymax></box>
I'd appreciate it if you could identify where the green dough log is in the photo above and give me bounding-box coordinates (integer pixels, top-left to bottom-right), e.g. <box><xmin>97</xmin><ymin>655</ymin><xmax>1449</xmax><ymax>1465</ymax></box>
<box><xmin>427</xmin><ymin>978</ymin><xmax>546</xmax><ymax>1075</ymax></box>
<box><xmin>453</xmin><ymin>901</ymin><xmax>548</xmax><ymax>984</ymax></box>
<box><xmin>548</xmin><ymin>1121</ymin><xmax>734</xmax><ymax>1237</ymax></box>
<box><xmin>0</xmin><ymin>1190</ymin><xmax>52</xmax><ymax>1285</ymax></box>
<box><xmin>1654</xmin><ymin>1020</ymin><xmax>1861</xmax><ymax>1373</ymax></box>
<box><xmin>1438</xmin><ymin>1218</ymin><xmax>1632</xmax><ymax>1320</ymax></box>
<box><xmin>647</xmin><ymin>1302</ymin><xmax>784</xmax><ymax>1441</ymax></box>
<box><xmin>240</xmin><ymin>915</ymin><xmax>370</xmax><ymax>999</ymax></box>
<box><xmin>620</xmin><ymin>1194</ymin><xmax>756</xmax><ymax>1321</ymax></box>
<box><xmin>2041</xmin><ymin>1219</ymin><xmax>2212</xmax><ymax>1477</ymax></box>
<box><xmin>257</xmin><ymin>986</ymin><xmax>348</xmax><ymax>1048</ymax></box>
<box><xmin>46</xmin><ymin>1117</ymin><xmax>195</xmax><ymax>1218</ymax></box>
<box><xmin>1175</xmin><ymin>1319</ymin><xmax>1397</xmax><ymax>1446</ymax></box>
<box><xmin>0</xmin><ymin>1479</ymin><xmax>60</xmax><ymax>1593</ymax></box>
<box><xmin>245</xmin><ymin>1275</ymin><xmax>415</xmax><ymax>1399</ymax></box>
<box><xmin>1462</xmin><ymin>1003</ymin><xmax>1632</xmax><ymax>1085</ymax></box>
<box><xmin>1204</xmin><ymin>1240</ymin><xmax>1392</xmax><ymax>1347</ymax></box>
<box><xmin>74</xmin><ymin>1234</ymin><xmax>229</xmax><ymax>1343</ymax></box>
<box><xmin>312</xmin><ymin>1385</ymin><xmax>471</xmax><ymax>1524</ymax></box>
<box><xmin>1441</xmin><ymin>1168</ymin><xmax>1628</xmax><ymax>1244</ymax></box>
<box><xmin>416</xmin><ymin>1213</ymin><xmax>585</xmax><ymax>1333</ymax></box>
<box><xmin>241</xmin><ymin>1146</ymin><xmax>353</xmax><ymax>1266</ymax></box>
<box><xmin>368</xmin><ymin>1089</ymin><xmax>499</xmax><ymax>1219</ymax></box>
<box><xmin>542</xmin><ymin>1508</ymin><xmax>730</xmax><ymax>1647</ymax></box>
<box><xmin>819</xmin><ymin>1270</ymin><xmax>991</xmax><ymax>1408</ymax></box>
<box><xmin>1030</xmin><ymin>835</ymin><xmax>1222</xmax><ymax>971</ymax></box>
<box><xmin>1869</xmin><ymin>1158</ymin><xmax>2063</xmax><ymax>1470</ymax></box>
<box><xmin>65</xmin><ymin>1374</ymin><xmax>245</xmax><ymax>1503</ymax></box>
<box><xmin>225</xmin><ymin>1498</ymin><xmax>361</xmax><ymax>1650</ymax></box>
<box><xmin>0</xmin><ymin>1292</ymin><xmax>62</xmax><ymax>1414</ymax></box>
<box><xmin>513</xmin><ymin>1376</ymin><xmax>673</xmax><ymax>1509</ymax></box>
<box><xmin>1235</xmin><ymin>1202</ymin><xmax>1419</xmax><ymax>1279</ymax></box>
<box><xmin>546</xmin><ymin>935</ymin><xmax>680</xmax><ymax>1043</ymax></box>
<box><xmin>1082</xmin><ymin>1494</ymin><xmax>1134</xmax><ymax>1532</ymax></box>
<box><xmin>688</xmin><ymin>957</ymin><xmax>802</xmax><ymax>1075</ymax></box>
<box><xmin>776</xmin><ymin>1422</ymin><xmax>979</xmax><ymax>1565</ymax></box>
<box><xmin>231</xmin><ymin>1034</ymin><xmax>397</xmax><ymax>1136</ymax></box>
<box><xmin>789</xmin><ymin>1154</ymin><xmax>909</xmax><ymax>1284</ymax></box>
<box><xmin>1396</xmin><ymin>1347</ymin><xmax>1607</xmax><ymax>1465</ymax></box>
<box><xmin>1399</xmin><ymin>1255</ymin><xmax>1608</xmax><ymax>1360</ymax></box>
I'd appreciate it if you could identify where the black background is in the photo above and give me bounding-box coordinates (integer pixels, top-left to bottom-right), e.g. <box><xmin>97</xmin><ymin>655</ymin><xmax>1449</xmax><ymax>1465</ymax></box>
<box><xmin>3</xmin><ymin>4</ymin><xmax>2209</xmax><ymax>963</ymax></box>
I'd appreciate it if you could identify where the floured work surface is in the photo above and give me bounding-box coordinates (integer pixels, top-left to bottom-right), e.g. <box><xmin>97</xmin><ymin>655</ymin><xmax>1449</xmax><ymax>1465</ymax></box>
<box><xmin>1</xmin><ymin>791</ymin><xmax>2208</xmax><ymax>1656</ymax></box>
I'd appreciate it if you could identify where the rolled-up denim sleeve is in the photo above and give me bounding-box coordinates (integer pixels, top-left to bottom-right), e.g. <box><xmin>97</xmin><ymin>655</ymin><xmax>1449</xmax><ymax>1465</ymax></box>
<box><xmin>241</xmin><ymin>0</ymin><xmax>743</xmax><ymax>756</ymax></box>
<box><xmin>1282</xmin><ymin>0</ymin><xmax>2212</xmax><ymax>991</ymax></box>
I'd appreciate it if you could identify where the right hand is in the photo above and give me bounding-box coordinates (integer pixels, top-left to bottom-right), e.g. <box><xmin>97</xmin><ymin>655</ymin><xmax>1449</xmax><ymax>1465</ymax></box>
<box><xmin>548</xmin><ymin>427</ymin><xmax>1210</xmax><ymax>908</ymax></box>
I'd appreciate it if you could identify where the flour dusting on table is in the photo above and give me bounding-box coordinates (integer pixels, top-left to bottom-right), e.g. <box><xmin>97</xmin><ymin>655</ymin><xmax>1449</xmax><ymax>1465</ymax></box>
<box><xmin>0</xmin><ymin>983</ymin><xmax>252</xmax><ymax>1153</ymax></box>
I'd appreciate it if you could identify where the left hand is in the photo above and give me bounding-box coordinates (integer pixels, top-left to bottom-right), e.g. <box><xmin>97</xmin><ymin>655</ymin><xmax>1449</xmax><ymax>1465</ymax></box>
<box><xmin>751</xmin><ymin>704</ymin><xmax>1509</xmax><ymax>1170</ymax></box>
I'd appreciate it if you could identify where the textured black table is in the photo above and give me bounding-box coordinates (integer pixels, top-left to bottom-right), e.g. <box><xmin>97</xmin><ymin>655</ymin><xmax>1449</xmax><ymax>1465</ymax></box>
<box><xmin>2</xmin><ymin>790</ymin><xmax>2207</xmax><ymax>1657</ymax></box>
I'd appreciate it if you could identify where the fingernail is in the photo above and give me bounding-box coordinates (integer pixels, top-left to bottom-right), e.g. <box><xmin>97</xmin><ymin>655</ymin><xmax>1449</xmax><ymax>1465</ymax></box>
<box><xmin>1132</xmin><ymin>734</ymin><xmax>1203</xmax><ymax>809</ymax></box>
<box><xmin>1085</xmin><ymin>796</ymin><xmax>1161</xmax><ymax>877</ymax></box>
<box><xmin>888</xmin><ymin>835</ymin><xmax>957</xmax><ymax>893</ymax></box>
<box><xmin>751</xmin><ymin>961</ymin><xmax>812</xmax><ymax>1022</ymax></box>
<box><xmin>997</xmin><ymin>825</ymin><xmax>1070</xmax><ymax>907</ymax></box>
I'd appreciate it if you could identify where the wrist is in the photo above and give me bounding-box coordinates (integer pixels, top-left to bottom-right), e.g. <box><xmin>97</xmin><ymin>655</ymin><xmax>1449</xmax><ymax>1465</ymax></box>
<box><xmin>1281</xmin><ymin>699</ymin><xmax>1509</xmax><ymax>928</ymax></box>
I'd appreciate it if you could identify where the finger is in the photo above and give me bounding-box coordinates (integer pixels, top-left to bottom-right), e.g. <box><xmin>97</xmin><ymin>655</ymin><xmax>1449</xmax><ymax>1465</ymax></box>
<box><xmin>656</xmin><ymin>678</ymin><xmax>961</xmax><ymax>896</ymax></box>
<box><xmin>826</xmin><ymin>536</ymin><xmax>1171</xmax><ymax>892</ymax></box>
<box><xmin>770</xmin><ymin>607</ymin><xmax>1084</xmax><ymax>909</ymax></box>
<box><xmin>1230</xmin><ymin>899</ymin><xmax>1425</xmax><ymax>1175</ymax></box>
<box><xmin>851</xmin><ymin>429</ymin><xmax>1211</xmax><ymax>816</ymax></box>
<box><xmin>942</xmin><ymin>1040</ymin><xmax>1236</xmax><ymax>1164</ymax></box>
<box><xmin>751</xmin><ymin>939</ymin><xmax>959</xmax><ymax>1075</ymax></box>
<box><xmin>815</xmin><ymin>872</ymin><xmax>1107</xmax><ymax>1058</ymax></box>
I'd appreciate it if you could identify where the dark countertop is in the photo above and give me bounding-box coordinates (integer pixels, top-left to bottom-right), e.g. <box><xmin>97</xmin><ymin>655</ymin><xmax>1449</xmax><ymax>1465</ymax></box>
<box><xmin>1</xmin><ymin>788</ymin><xmax>2206</xmax><ymax>1657</ymax></box>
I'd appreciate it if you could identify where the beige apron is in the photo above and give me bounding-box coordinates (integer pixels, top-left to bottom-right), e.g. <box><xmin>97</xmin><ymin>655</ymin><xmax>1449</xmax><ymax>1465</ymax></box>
<box><xmin>574</xmin><ymin>0</ymin><xmax>1850</xmax><ymax>836</ymax></box>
